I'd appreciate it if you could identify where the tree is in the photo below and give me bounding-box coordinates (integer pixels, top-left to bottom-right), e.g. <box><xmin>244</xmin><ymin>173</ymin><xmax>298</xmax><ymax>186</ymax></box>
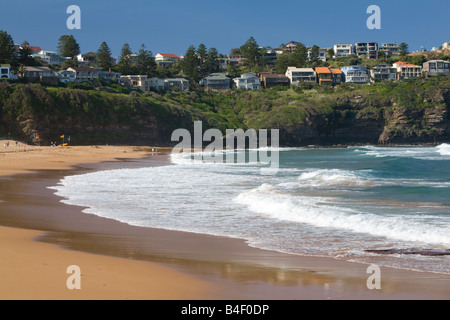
<box><xmin>326</xmin><ymin>48</ymin><xmax>335</xmax><ymax>60</ymax></box>
<box><xmin>308</xmin><ymin>45</ymin><xmax>321</xmax><ymax>66</ymax></box>
<box><xmin>206</xmin><ymin>47</ymin><xmax>220</xmax><ymax>74</ymax></box>
<box><xmin>197</xmin><ymin>43</ymin><xmax>208</xmax><ymax>78</ymax></box>
<box><xmin>240</xmin><ymin>37</ymin><xmax>261</xmax><ymax>69</ymax></box>
<box><xmin>0</xmin><ymin>30</ymin><xmax>15</xmax><ymax>65</ymax></box>
<box><xmin>97</xmin><ymin>41</ymin><xmax>112</xmax><ymax>71</ymax></box>
<box><xmin>291</xmin><ymin>42</ymin><xmax>308</xmax><ymax>67</ymax></box>
<box><xmin>399</xmin><ymin>43</ymin><xmax>409</xmax><ymax>56</ymax></box>
<box><xmin>57</xmin><ymin>35</ymin><xmax>80</xmax><ymax>60</ymax></box>
<box><xmin>136</xmin><ymin>44</ymin><xmax>156</xmax><ymax>76</ymax></box>
<box><xmin>117</xmin><ymin>43</ymin><xmax>133</xmax><ymax>75</ymax></box>
<box><xmin>181</xmin><ymin>45</ymin><xmax>199</xmax><ymax>81</ymax></box>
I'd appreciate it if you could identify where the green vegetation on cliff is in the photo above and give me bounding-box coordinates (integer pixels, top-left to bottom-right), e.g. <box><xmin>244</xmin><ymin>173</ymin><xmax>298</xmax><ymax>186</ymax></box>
<box><xmin>1</xmin><ymin>76</ymin><xmax>449</xmax><ymax>146</ymax></box>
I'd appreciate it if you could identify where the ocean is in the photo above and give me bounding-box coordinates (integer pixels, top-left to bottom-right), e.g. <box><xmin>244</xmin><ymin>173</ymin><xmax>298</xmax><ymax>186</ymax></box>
<box><xmin>49</xmin><ymin>144</ymin><xmax>450</xmax><ymax>274</ymax></box>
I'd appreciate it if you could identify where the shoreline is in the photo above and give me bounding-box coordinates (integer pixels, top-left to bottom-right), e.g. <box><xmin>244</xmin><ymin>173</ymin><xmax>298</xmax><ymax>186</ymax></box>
<box><xmin>1</xmin><ymin>142</ymin><xmax>450</xmax><ymax>299</ymax></box>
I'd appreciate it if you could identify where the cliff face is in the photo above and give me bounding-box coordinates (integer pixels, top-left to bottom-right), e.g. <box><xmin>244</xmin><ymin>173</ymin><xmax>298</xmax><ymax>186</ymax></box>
<box><xmin>1</xmin><ymin>78</ymin><xmax>449</xmax><ymax>147</ymax></box>
<box><xmin>278</xmin><ymin>83</ymin><xmax>450</xmax><ymax>146</ymax></box>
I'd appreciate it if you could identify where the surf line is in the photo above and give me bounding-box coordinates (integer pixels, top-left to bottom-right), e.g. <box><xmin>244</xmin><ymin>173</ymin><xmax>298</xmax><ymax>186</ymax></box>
<box><xmin>171</xmin><ymin>121</ymin><xmax>280</xmax><ymax>175</ymax></box>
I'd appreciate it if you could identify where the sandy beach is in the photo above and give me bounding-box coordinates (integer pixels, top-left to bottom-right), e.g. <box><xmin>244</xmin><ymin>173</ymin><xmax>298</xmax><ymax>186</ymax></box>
<box><xmin>1</xmin><ymin>140</ymin><xmax>449</xmax><ymax>300</ymax></box>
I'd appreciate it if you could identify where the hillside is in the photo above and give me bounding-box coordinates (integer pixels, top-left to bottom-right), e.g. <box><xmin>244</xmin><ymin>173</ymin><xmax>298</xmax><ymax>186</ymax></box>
<box><xmin>1</xmin><ymin>76</ymin><xmax>449</xmax><ymax>146</ymax></box>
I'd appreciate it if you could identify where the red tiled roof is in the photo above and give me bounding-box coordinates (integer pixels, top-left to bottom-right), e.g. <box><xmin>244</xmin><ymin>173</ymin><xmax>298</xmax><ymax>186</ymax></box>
<box><xmin>315</xmin><ymin>67</ymin><xmax>331</xmax><ymax>74</ymax></box>
<box><xmin>27</xmin><ymin>46</ymin><xmax>42</xmax><ymax>52</ymax></box>
<box><xmin>157</xmin><ymin>53</ymin><xmax>179</xmax><ymax>58</ymax></box>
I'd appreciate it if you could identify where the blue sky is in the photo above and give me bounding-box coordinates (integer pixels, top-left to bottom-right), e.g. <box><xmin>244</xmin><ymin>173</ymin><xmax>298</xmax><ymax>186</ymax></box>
<box><xmin>1</xmin><ymin>0</ymin><xmax>449</xmax><ymax>58</ymax></box>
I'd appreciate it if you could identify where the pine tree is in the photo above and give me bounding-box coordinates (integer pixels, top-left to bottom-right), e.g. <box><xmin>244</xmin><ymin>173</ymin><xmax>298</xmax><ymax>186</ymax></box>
<box><xmin>0</xmin><ymin>30</ymin><xmax>16</xmax><ymax>65</ymax></box>
<box><xmin>206</xmin><ymin>47</ymin><xmax>219</xmax><ymax>74</ymax></box>
<box><xmin>182</xmin><ymin>45</ymin><xmax>199</xmax><ymax>81</ymax></box>
<box><xmin>136</xmin><ymin>44</ymin><xmax>156</xmax><ymax>76</ymax></box>
<box><xmin>97</xmin><ymin>41</ymin><xmax>112</xmax><ymax>71</ymax></box>
<box><xmin>240</xmin><ymin>37</ymin><xmax>260</xmax><ymax>69</ymax></box>
<box><xmin>117</xmin><ymin>43</ymin><xmax>133</xmax><ymax>75</ymax></box>
<box><xmin>57</xmin><ymin>35</ymin><xmax>80</xmax><ymax>60</ymax></box>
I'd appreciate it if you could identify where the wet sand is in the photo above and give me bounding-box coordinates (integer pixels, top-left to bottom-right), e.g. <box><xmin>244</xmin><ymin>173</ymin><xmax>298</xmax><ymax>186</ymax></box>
<box><xmin>1</xmin><ymin>141</ymin><xmax>449</xmax><ymax>300</ymax></box>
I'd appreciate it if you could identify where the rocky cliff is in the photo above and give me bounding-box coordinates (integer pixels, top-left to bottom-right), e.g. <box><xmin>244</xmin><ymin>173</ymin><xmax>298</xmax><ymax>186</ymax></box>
<box><xmin>1</xmin><ymin>77</ymin><xmax>449</xmax><ymax>147</ymax></box>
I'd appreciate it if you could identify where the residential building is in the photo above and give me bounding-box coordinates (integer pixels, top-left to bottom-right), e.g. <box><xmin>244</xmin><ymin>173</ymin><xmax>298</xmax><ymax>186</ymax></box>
<box><xmin>442</xmin><ymin>42</ymin><xmax>450</xmax><ymax>50</ymax></box>
<box><xmin>315</xmin><ymin>67</ymin><xmax>333</xmax><ymax>86</ymax></box>
<box><xmin>155</xmin><ymin>53</ymin><xmax>180</xmax><ymax>66</ymax></box>
<box><xmin>0</xmin><ymin>64</ymin><xmax>11</xmax><ymax>79</ymax></box>
<box><xmin>307</xmin><ymin>47</ymin><xmax>330</xmax><ymax>62</ymax></box>
<box><xmin>284</xmin><ymin>41</ymin><xmax>299</xmax><ymax>54</ymax></box>
<box><xmin>228</xmin><ymin>55</ymin><xmax>245</xmax><ymax>66</ymax></box>
<box><xmin>200</xmin><ymin>73</ymin><xmax>231</xmax><ymax>90</ymax></box>
<box><xmin>370</xmin><ymin>64</ymin><xmax>397</xmax><ymax>81</ymax></box>
<box><xmin>77</xmin><ymin>53</ymin><xmax>97</xmax><ymax>67</ymax></box>
<box><xmin>330</xmin><ymin>67</ymin><xmax>343</xmax><ymax>85</ymax></box>
<box><xmin>285</xmin><ymin>67</ymin><xmax>316</xmax><ymax>85</ymax></box>
<box><xmin>148</xmin><ymin>77</ymin><xmax>165</xmax><ymax>91</ymax></box>
<box><xmin>381</xmin><ymin>43</ymin><xmax>400</xmax><ymax>57</ymax></box>
<box><xmin>334</xmin><ymin>44</ymin><xmax>353</xmax><ymax>58</ymax></box>
<box><xmin>33</xmin><ymin>50</ymin><xmax>67</xmax><ymax>65</ymax></box>
<box><xmin>120</xmin><ymin>75</ymin><xmax>149</xmax><ymax>91</ymax></box>
<box><xmin>24</xmin><ymin>66</ymin><xmax>59</xmax><ymax>84</ymax></box>
<box><xmin>341</xmin><ymin>66</ymin><xmax>370</xmax><ymax>84</ymax></box>
<box><xmin>422</xmin><ymin>60</ymin><xmax>450</xmax><ymax>76</ymax></box>
<box><xmin>393</xmin><ymin>62</ymin><xmax>422</xmax><ymax>79</ymax></box>
<box><xmin>233</xmin><ymin>72</ymin><xmax>261</xmax><ymax>90</ymax></box>
<box><xmin>67</xmin><ymin>67</ymin><xmax>99</xmax><ymax>83</ymax></box>
<box><xmin>98</xmin><ymin>70</ymin><xmax>121</xmax><ymax>82</ymax></box>
<box><xmin>56</xmin><ymin>70</ymin><xmax>76</xmax><ymax>84</ymax></box>
<box><xmin>354</xmin><ymin>42</ymin><xmax>379</xmax><ymax>59</ymax></box>
<box><xmin>164</xmin><ymin>78</ymin><xmax>189</xmax><ymax>91</ymax></box>
<box><xmin>258</xmin><ymin>73</ymin><xmax>290</xmax><ymax>89</ymax></box>
<box><xmin>262</xmin><ymin>49</ymin><xmax>278</xmax><ymax>66</ymax></box>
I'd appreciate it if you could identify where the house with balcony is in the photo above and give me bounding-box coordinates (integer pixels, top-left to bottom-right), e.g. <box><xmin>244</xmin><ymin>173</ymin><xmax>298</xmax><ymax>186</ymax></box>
<box><xmin>285</xmin><ymin>67</ymin><xmax>316</xmax><ymax>85</ymax></box>
<box><xmin>120</xmin><ymin>75</ymin><xmax>149</xmax><ymax>91</ymax></box>
<box><xmin>67</xmin><ymin>67</ymin><xmax>99</xmax><ymax>83</ymax></box>
<box><xmin>353</xmin><ymin>42</ymin><xmax>379</xmax><ymax>59</ymax></box>
<box><xmin>370</xmin><ymin>64</ymin><xmax>397</xmax><ymax>81</ymax></box>
<box><xmin>31</xmin><ymin>50</ymin><xmax>68</xmax><ymax>65</ymax></box>
<box><xmin>233</xmin><ymin>72</ymin><xmax>261</xmax><ymax>90</ymax></box>
<box><xmin>330</xmin><ymin>67</ymin><xmax>343</xmax><ymax>85</ymax></box>
<box><xmin>422</xmin><ymin>60</ymin><xmax>450</xmax><ymax>76</ymax></box>
<box><xmin>340</xmin><ymin>66</ymin><xmax>370</xmax><ymax>84</ymax></box>
<box><xmin>24</xmin><ymin>66</ymin><xmax>59</xmax><ymax>84</ymax></box>
<box><xmin>164</xmin><ymin>78</ymin><xmax>190</xmax><ymax>91</ymax></box>
<box><xmin>200</xmin><ymin>73</ymin><xmax>231</xmax><ymax>90</ymax></box>
<box><xmin>393</xmin><ymin>62</ymin><xmax>422</xmax><ymax>79</ymax></box>
<box><xmin>0</xmin><ymin>64</ymin><xmax>11</xmax><ymax>79</ymax></box>
<box><xmin>333</xmin><ymin>44</ymin><xmax>353</xmax><ymax>58</ymax></box>
<box><xmin>155</xmin><ymin>53</ymin><xmax>180</xmax><ymax>67</ymax></box>
<box><xmin>56</xmin><ymin>70</ymin><xmax>76</xmax><ymax>84</ymax></box>
<box><xmin>258</xmin><ymin>73</ymin><xmax>290</xmax><ymax>89</ymax></box>
<box><xmin>381</xmin><ymin>43</ymin><xmax>400</xmax><ymax>57</ymax></box>
<box><xmin>315</xmin><ymin>67</ymin><xmax>333</xmax><ymax>86</ymax></box>
<box><xmin>98</xmin><ymin>70</ymin><xmax>121</xmax><ymax>82</ymax></box>
<box><xmin>284</xmin><ymin>41</ymin><xmax>299</xmax><ymax>53</ymax></box>
<box><xmin>148</xmin><ymin>77</ymin><xmax>165</xmax><ymax>91</ymax></box>
<box><xmin>76</xmin><ymin>53</ymin><xmax>97</xmax><ymax>67</ymax></box>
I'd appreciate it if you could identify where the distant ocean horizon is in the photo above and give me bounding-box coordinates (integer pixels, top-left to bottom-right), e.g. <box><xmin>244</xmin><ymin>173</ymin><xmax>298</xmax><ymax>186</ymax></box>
<box><xmin>50</xmin><ymin>143</ymin><xmax>450</xmax><ymax>274</ymax></box>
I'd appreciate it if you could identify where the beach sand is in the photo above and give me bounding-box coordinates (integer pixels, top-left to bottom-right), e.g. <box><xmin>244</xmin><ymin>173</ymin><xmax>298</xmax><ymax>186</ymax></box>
<box><xmin>1</xmin><ymin>140</ymin><xmax>449</xmax><ymax>300</ymax></box>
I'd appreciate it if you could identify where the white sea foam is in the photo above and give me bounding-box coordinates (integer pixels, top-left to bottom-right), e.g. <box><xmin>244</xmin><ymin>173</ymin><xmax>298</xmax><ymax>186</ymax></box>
<box><xmin>235</xmin><ymin>183</ymin><xmax>450</xmax><ymax>246</ymax></box>
<box><xmin>359</xmin><ymin>144</ymin><xmax>450</xmax><ymax>160</ymax></box>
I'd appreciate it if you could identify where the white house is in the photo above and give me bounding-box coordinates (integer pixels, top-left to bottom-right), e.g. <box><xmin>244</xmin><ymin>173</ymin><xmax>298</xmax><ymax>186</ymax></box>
<box><xmin>285</xmin><ymin>67</ymin><xmax>316</xmax><ymax>85</ymax></box>
<box><xmin>333</xmin><ymin>44</ymin><xmax>353</xmax><ymax>58</ymax></box>
<box><xmin>0</xmin><ymin>64</ymin><xmax>11</xmax><ymax>79</ymax></box>
<box><xmin>308</xmin><ymin>47</ymin><xmax>330</xmax><ymax>62</ymax></box>
<box><xmin>34</xmin><ymin>50</ymin><xmax>68</xmax><ymax>65</ymax></box>
<box><xmin>56</xmin><ymin>70</ymin><xmax>76</xmax><ymax>84</ymax></box>
<box><xmin>233</xmin><ymin>73</ymin><xmax>261</xmax><ymax>90</ymax></box>
<box><xmin>155</xmin><ymin>53</ymin><xmax>180</xmax><ymax>66</ymax></box>
<box><xmin>164</xmin><ymin>78</ymin><xmax>189</xmax><ymax>91</ymax></box>
<box><xmin>148</xmin><ymin>77</ymin><xmax>165</xmax><ymax>91</ymax></box>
